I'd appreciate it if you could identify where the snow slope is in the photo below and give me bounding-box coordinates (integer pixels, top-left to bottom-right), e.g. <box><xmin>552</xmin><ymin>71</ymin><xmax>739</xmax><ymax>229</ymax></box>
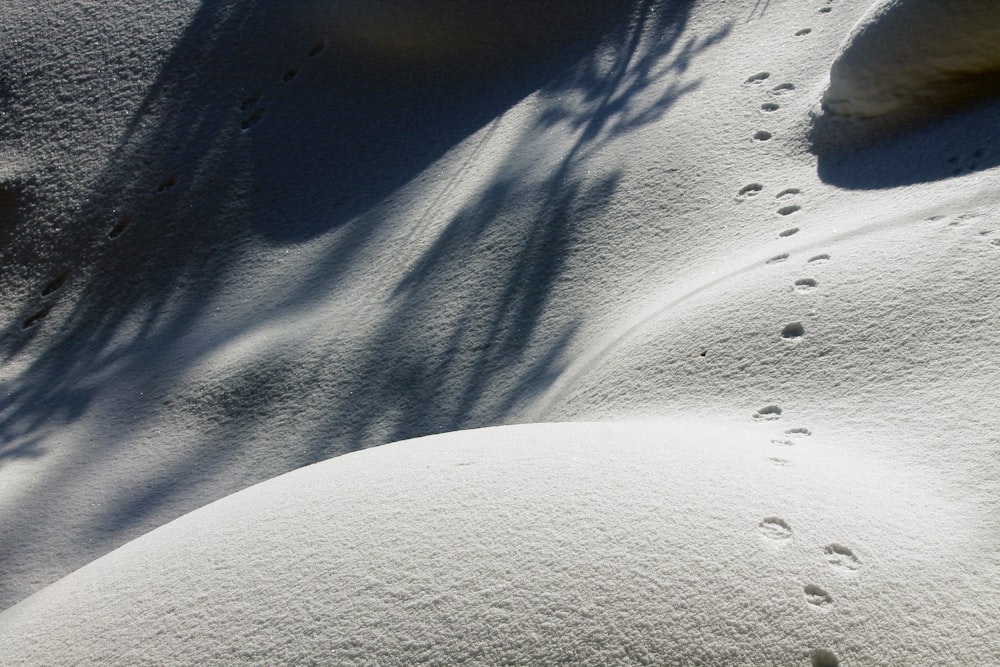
<box><xmin>1</xmin><ymin>0</ymin><xmax>999</xmax><ymax>663</ymax></box>
<box><xmin>2</xmin><ymin>421</ymin><xmax>995</xmax><ymax>666</ymax></box>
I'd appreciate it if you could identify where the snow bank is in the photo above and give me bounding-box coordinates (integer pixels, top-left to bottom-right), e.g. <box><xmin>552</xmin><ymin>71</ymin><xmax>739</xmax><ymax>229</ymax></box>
<box><xmin>820</xmin><ymin>0</ymin><xmax>1000</xmax><ymax>120</ymax></box>
<box><xmin>1</xmin><ymin>421</ymin><xmax>995</xmax><ymax>666</ymax></box>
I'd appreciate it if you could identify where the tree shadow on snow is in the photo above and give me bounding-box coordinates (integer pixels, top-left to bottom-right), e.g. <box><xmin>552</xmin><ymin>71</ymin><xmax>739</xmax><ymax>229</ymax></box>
<box><xmin>0</xmin><ymin>0</ymin><xmax>728</xmax><ymax>607</ymax></box>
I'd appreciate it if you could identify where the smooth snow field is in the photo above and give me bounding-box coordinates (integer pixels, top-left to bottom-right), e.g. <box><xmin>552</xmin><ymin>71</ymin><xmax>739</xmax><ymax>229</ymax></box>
<box><xmin>1</xmin><ymin>0</ymin><xmax>998</xmax><ymax>665</ymax></box>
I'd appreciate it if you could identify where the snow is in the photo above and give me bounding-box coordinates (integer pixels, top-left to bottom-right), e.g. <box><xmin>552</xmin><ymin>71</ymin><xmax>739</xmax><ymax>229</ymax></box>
<box><xmin>1</xmin><ymin>421</ymin><xmax>995</xmax><ymax>665</ymax></box>
<box><xmin>822</xmin><ymin>0</ymin><xmax>1000</xmax><ymax>119</ymax></box>
<box><xmin>1</xmin><ymin>0</ymin><xmax>999</xmax><ymax>664</ymax></box>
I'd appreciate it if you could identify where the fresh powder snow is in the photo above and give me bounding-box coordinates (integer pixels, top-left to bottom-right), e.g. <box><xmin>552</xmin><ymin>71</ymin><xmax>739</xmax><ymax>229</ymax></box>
<box><xmin>0</xmin><ymin>0</ymin><xmax>998</xmax><ymax>665</ymax></box>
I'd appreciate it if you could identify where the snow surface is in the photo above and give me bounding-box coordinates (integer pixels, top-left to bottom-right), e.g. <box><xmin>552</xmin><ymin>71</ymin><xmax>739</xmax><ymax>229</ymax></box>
<box><xmin>1</xmin><ymin>0</ymin><xmax>999</xmax><ymax>664</ymax></box>
<box><xmin>1</xmin><ymin>421</ymin><xmax>995</xmax><ymax>665</ymax></box>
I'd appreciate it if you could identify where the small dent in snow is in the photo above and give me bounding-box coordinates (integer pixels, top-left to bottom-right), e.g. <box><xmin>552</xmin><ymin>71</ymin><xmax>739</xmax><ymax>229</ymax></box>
<box><xmin>239</xmin><ymin>92</ymin><xmax>260</xmax><ymax>111</ymax></box>
<box><xmin>241</xmin><ymin>108</ymin><xmax>265</xmax><ymax>131</ymax></box>
<box><xmin>156</xmin><ymin>175</ymin><xmax>179</xmax><ymax>192</ymax></box>
<box><xmin>41</xmin><ymin>270</ymin><xmax>70</xmax><ymax>296</ymax></box>
<box><xmin>22</xmin><ymin>304</ymin><xmax>52</xmax><ymax>329</ymax></box>
<box><xmin>753</xmin><ymin>404</ymin><xmax>782</xmax><ymax>420</ymax></box>
<box><xmin>793</xmin><ymin>278</ymin><xmax>817</xmax><ymax>292</ymax></box>
<box><xmin>108</xmin><ymin>219</ymin><xmax>130</xmax><ymax>239</ymax></box>
<box><xmin>308</xmin><ymin>39</ymin><xmax>327</xmax><ymax>57</ymax></box>
<box><xmin>781</xmin><ymin>322</ymin><xmax>805</xmax><ymax>339</ymax></box>
<box><xmin>824</xmin><ymin>543</ymin><xmax>861</xmax><ymax>572</ymax></box>
<box><xmin>811</xmin><ymin>648</ymin><xmax>840</xmax><ymax>667</ymax></box>
<box><xmin>804</xmin><ymin>584</ymin><xmax>834</xmax><ymax>608</ymax></box>
<box><xmin>759</xmin><ymin>516</ymin><xmax>793</xmax><ymax>540</ymax></box>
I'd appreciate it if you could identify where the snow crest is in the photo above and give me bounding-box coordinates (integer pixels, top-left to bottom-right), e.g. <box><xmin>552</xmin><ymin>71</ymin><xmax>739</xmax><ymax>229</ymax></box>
<box><xmin>822</xmin><ymin>0</ymin><xmax>1000</xmax><ymax>119</ymax></box>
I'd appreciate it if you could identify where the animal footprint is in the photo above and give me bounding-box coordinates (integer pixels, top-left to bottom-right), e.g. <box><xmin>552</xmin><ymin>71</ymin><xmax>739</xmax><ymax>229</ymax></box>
<box><xmin>781</xmin><ymin>322</ymin><xmax>805</xmax><ymax>339</ymax></box>
<box><xmin>804</xmin><ymin>584</ymin><xmax>834</xmax><ymax>608</ymax></box>
<box><xmin>759</xmin><ymin>516</ymin><xmax>793</xmax><ymax>540</ymax></box>
<box><xmin>239</xmin><ymin>92</ymin><xmax>261</xmax><ymax>111</ymax></box>
<box><xmin>796</xmin><ymin>28</ymin><xmax>812</xmax><ymax>36</ymax></box>
<box><xmin>777</xmin><ymin>204</ymin><xmax>801</xmax><ymax>216</ymax></box>
<box><xmin>308</xmin><ymin>39</ymin><xmax>326</xmax><ymax>57</ymax></box>
<box><xmin>785</xmin><ymin>427</ymin><xmax>811</xmax><ymax>436</ymax></box>
<box><xmin>807</xmin><ymin>253</ymin><xmax>830</xmax><ymax>263</ymax></box>
<box><xmin>761</xmin><ymin>102</ymin><xmax>780</xmax><ymax>112</ymax></box>
<box><xmin>771</xmin><ymin>438</ymin><xmax>795</xmax><ymax>447</ymax></box>
<box><xmin>811</xmin><ymin>648</ymin><xmax>840</xmax><ymax>667</ymax></box>
<box><xmin>282</xmin><ymin>67</ymin><xmax>299</xmax><ymax>83</ymax></box>
<box><xmin>753</xmin><ymin>130</ymin><xmax>773</xmax><ymax>141</ymax></box>
<box><xmin>738</xmin><ymin>183</ymin><xmax>764</xmax><ymax>199</ymax></box>
<box><xmin>824</xmin><ymin>544</ymin><xmax>861</xmax><ymax>572</ymax></box>
<box><xmin>776</xmin><ymin>188</ymin><xmax>800</xmax><ymax>198</ymax></box>
<box><xmin>769</xmin><ymin>457</ymin><xmax>792</xmax><ymax>466</ymax></box>
<box><xmin>156</xmin><ymin>175</ymin><xmax>179</xmax><ymax>192</ymax></box>
<box><xmin>771</xmin><ymin>83</ymin><xmax>796</xmax><ymax>95</ymax></box>
<box><xmin>767</xmin><ymin>253</ymin><xmax>789</xmax><ymax>264</ymax></box>
<box><xmin>41</xmin><ymin>270</ymin><xmax>69</xmax><ymax>296</ymax></box>
<box><xmin>22</xmin><ymin>304</ymin><xmax>52</xmax><ymax>329</ymax></box>
<box><xmin>108</xmin><ymin>219</ymin><xmax>130</xmax><ymax>239</ymax></box>
<box><xmin>819</xmin><ymin>6</ymin><xmax>833</xmax><ymax>13</ymax></box>
<box><xmin>240</xmin><ymin>108</ymin><xmax>265</xmax><ymax>131</ymax></box>
<box><xmin>745</xmin><ymin>71</ymin><xmax>771</xmax><ymax>85</ymax></box>
<box><xmin>779</xmin><ymin>227</ymin><xmax>800</xmax><ymax>237</ymax></box>
<box><xmin>753</xmin><ymin>405</ymin><xmax>783</xmax><ymax>421</ymax></box>
<box><xmin>793</xmin><ymin>278</ymin><xmax>817</xmax><ymax>292</ymax></box>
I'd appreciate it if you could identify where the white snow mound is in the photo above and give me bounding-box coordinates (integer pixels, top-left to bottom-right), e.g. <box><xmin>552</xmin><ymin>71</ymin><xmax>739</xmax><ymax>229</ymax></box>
<box><xmin>1</xmin><ymin>421</ymin><xmax>995</xmax><ymax>666</ymax></box>
<box><xmin>822</xmin><ymin>0</ymin><xmax>1000</xmax><ymax>118</ymax></box>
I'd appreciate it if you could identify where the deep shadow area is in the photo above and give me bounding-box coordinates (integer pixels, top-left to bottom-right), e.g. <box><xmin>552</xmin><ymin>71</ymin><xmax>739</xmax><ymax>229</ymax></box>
<box><xmin>0</xmin><ymin>0</ymin><xmax>728</xmax><ymax>609</ymax></box>
<box><xmin>812</xmin><ymin>95</ymin><xmax>1000</xmax><ymax>189</ymax></box>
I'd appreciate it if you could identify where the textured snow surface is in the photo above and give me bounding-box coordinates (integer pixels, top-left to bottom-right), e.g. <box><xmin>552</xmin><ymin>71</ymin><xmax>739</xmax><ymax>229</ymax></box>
<box><xmin>0</xmin><ymin>0</ymin><xmax>999</xmax><ymax>663</ymax></box>
<box><xmin>1</xmin><ymin>421</ymin><xmax>996</xmax><ymax>666</ymax></box>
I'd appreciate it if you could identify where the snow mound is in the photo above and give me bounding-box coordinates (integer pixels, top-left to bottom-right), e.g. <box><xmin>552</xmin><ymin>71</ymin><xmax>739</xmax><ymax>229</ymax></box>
<box><xmin>815</xmin><ymin>0</ymin><xmax>1000</xmax><ymax>146</ymax></box>
<box><xmin>1</xmin><ymin>421</ymin><xmax>995</xmax><ymax>666</ymax></box>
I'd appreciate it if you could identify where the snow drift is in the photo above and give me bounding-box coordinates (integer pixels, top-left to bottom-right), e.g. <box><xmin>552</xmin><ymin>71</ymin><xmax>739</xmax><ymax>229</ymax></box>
<box><xmin>814</xmin><ymin>0</ymin><xmax>1000</xmax><ymax>146</ymax></box>
<box><xmin>1</xmin><ymin>421</ymin><xmax>995</xmax><ymax>666</ymax></box>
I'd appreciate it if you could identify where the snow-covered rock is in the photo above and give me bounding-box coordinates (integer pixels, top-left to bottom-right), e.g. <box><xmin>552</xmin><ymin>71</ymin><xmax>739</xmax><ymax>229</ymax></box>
<box><xmin>822</xmin><ymin>0</ymin><xmax>1000</xmax><ymax>119</ymax></box>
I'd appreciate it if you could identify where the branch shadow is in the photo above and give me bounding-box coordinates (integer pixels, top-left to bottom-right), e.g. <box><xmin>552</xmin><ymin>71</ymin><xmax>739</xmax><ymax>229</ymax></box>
<box><xmin>0</xmin><ymin>0</ymin><xmax>730</xmax><ymax>608</ymax></box>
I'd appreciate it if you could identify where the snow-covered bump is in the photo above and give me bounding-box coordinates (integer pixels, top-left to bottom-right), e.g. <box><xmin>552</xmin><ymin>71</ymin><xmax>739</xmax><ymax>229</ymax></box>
<box><xmin>821</xmin><ymin>0</ymin><xmax>1000</xmax><ymax>120</ymax></box>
